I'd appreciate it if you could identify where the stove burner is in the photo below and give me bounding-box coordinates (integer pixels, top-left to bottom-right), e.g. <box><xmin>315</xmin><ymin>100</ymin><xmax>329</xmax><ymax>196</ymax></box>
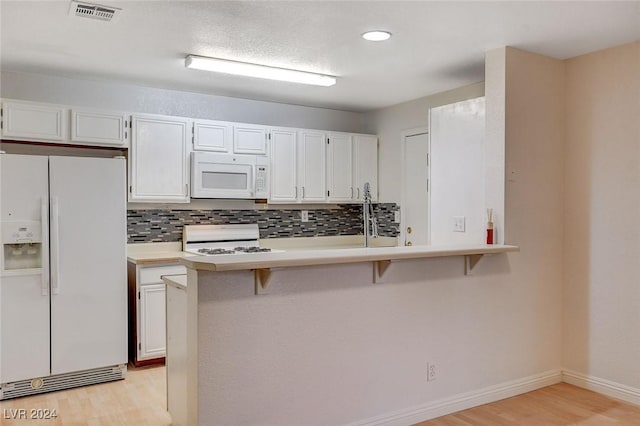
<box><xmin>197</xmin><ymin>248</ymin><xmax>235</xmax><ymax>255</ymax></box>
<box><xmin>234</xmin><ymin>246</ymin><xmax>272</xmax><ymax>253</ymax></box>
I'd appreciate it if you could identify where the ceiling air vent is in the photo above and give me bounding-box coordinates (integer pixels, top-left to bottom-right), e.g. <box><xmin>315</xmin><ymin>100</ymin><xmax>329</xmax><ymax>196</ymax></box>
<box><xmin>69</xmin><ymin>1</ymin><xmax>121</xmax><ymax>22</ymax></box>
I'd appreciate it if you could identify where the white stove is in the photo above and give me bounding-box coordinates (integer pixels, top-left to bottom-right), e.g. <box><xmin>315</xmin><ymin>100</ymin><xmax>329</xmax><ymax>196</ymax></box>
<box><xmin>182</xmin><ymin>224</ymin><xmax>280</xmax><ymax>256</ymax></box>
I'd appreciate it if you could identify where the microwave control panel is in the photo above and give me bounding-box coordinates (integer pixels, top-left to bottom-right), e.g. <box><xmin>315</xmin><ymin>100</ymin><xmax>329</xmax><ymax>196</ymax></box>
<box><xmin>255</xmin><ymin>165</ymin><xmax>268</xmax><ymax>197</ymax></box>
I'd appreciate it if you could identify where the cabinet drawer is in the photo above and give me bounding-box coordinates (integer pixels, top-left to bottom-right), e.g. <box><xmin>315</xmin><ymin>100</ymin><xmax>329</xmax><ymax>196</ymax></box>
<box><xmin>139</xmin><ymin>265</ymin><xmax>186</xmax><ymax>284</ymax></box>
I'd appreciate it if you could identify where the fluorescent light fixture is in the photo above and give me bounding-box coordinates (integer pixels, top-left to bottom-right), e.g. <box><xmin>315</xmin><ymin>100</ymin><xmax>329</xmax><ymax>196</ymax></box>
<box><xmin>362</xmin><ymin>30</ymin><xmax>392</xmax><ymax>41</ymax></box>
<box><xmin>185</xmin><ymin>55</ymin><xmax>336</xmax><ymax>87</ymax></box>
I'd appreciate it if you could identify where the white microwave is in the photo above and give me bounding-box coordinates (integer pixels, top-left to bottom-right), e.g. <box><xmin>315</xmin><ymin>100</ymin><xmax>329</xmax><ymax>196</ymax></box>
<box><xmin>191</xmin><ymin>152</ymin><xmax>269</xmax><ymax>199</ymax></box>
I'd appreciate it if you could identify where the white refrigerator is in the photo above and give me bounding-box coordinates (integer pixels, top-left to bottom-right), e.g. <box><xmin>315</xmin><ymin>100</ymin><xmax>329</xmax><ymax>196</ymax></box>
<box><xmin>0</xmin><ymin>154</ymin><xmax>127</xmax><ymax>399</ymax></box>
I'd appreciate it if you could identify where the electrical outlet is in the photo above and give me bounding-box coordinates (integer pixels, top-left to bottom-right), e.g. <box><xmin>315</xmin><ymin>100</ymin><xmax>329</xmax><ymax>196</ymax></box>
<box><xmin>427</xmin><ymin>363</ymin><xmax>436</xmax><ymax>381</ymax></box>
<box><xmin>300</xmin><ymin>210</ymin><xmax>309</xmax><ymax>222</ymax></box>
<box><xmin>453</xmin><ymin>216</ymin><xmax>465</xmax><ymax>232</ymax></box>
<box><xmin>394</xmin><ymin>210</ymin><xmax>400</xmax><ymax>223</ymax></box>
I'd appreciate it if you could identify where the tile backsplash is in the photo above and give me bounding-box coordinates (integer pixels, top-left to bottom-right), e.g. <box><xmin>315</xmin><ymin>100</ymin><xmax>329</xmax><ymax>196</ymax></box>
<box><xmin>127</xmin><ymin>204</ymin><xmax>399</xmax><ymax>243</ymax></box>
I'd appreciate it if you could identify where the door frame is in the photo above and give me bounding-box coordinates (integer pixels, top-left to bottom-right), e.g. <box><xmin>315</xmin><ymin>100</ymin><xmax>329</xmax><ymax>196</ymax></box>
<box><xmin>400</xmin><ymin>127</ymin><xmax>430</xmax><ymax>246</ymax></box>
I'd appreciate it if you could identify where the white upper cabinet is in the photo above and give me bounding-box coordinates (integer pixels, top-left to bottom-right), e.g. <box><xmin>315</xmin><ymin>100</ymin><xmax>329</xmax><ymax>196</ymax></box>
<box><xmin>1</xmin><ymin>100</ymin><xmax>67</xmax><ymax>142</ymax></box>
<box><xmin>193</xmin><ymin>120</ymin><xmax>267</xmax><ymax>155</ymax></box>
<box><xmin>327</xmin><ymin>133</ymin><xmax>354</xmax><ymax>202</ymax></box>
<box><xmin>353</xmin><ymin>134</ymin><xmax>378</xmax><ymax>202</ymax></box>
<box><xmin>269</xmin><ymin>128</ymin><xmax>298</xmax><ymax>202</ymax></box>
<box><xmin>234</xmin><ymin>123</ymin><xmax>267</xmax><ymax>154</ymax></box>
<box><xmin>298</xmin><ymin>130</ymin><xmax>326</xmax><ymax>202</ymax></box>
<box><xmin>130</xmin><ymin>114</ymin><xmax>190</xmax><ymax>203</ymax></box>
<box><xmin>193</xmin><ymin>119</ymin><xmax>232</xmax><ymax>152</ymax></box>
<box><xmin>70</xmin><ymin>108</ymin><xmax>129</xmax><ymax>147</ymax></box>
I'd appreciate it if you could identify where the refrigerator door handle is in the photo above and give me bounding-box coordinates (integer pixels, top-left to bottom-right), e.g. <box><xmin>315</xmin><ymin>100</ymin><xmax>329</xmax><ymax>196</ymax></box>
<box><xmin>51</xmin><ymin>196</ymin><xmax>60</xmax><ymax>295</ymax></box>
<box><xmin>41</xmin><ymin>198</ymin><xmax>49</xmax><ymax>296</ymax></box>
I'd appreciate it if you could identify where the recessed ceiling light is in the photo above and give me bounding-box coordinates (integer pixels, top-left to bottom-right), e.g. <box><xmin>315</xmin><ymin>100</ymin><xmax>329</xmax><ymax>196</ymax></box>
<box><xmin>185</xmin><ymin>55</ymin><xmax>336</xmax><ymax>87</ymax></box>
<box><xmin>362</xmin><ymin>31</ymin><xmax>392</xmax><ymax>42</ymax></box>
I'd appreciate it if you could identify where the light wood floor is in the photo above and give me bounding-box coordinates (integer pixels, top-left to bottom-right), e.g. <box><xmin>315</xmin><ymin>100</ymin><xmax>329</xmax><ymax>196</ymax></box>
<box><xmin>0</xmin><ymin>365</ymin><xmax>170</xmax><ymax>426</ymax></box>
<box><xmin>417</xmin><ymin>382</ymin><xmax>640</xmax><ymax>425</ymax></box>
<box><xmin>2</xmin><ymin>369</ymin><xmax>640</xmax><ymax>425</ymax></box>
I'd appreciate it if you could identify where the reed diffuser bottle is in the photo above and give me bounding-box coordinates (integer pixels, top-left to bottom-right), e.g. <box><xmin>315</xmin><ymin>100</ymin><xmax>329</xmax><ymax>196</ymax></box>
<box><xmin>486</xmin><ymin>208</ymin><xmax>494</xmax><ymax>244</ymax></box>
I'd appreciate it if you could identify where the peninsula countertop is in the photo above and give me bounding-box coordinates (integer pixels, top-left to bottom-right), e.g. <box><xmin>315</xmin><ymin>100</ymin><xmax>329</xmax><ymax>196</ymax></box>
<box><xmin>180</xmin><ymin>244</ymin><xmax>520</xmax><ymax>272</ymax></box>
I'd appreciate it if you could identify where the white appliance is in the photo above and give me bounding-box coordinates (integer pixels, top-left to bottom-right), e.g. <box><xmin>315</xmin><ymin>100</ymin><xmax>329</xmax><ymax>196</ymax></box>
<box><xmin>182</xmin><ymin>224</ymin><xmax>281</xmax><ymax>255</ymax></box>
<box><xmin>0</xmin><ymin>154</ymin><xmax>127</xmax><ymax>400</ymax></box>
<box><xmin>191</xmin><ymin>152</ymin><xmax>269</xmax><ymax>199</ymax></box>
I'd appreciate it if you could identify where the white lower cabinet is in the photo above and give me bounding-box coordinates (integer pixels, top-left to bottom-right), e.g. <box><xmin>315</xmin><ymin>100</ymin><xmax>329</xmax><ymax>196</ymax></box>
<box><xmin>128</xmin><ymin>262</ymin><xmax>186</xmax><ymax>366</ymax></box>
<box><xmin>139</xmin><ymin>283</ymin><xmax>166</xmax><ymax>360</ymax></box>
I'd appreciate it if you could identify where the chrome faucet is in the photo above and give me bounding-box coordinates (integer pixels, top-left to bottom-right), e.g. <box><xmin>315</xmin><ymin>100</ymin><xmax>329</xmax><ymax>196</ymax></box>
<box><xmin>363</xmin><ymin>182</ymin><xmax>379</xmax><ymax>247</ymax></box>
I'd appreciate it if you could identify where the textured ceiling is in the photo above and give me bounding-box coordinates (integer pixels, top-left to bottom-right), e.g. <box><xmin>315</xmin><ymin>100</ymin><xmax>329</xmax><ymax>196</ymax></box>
<box><xmin>1</xmin><ymin>1</ymin><xmax>639</xmax><ymax>112</ymax></box>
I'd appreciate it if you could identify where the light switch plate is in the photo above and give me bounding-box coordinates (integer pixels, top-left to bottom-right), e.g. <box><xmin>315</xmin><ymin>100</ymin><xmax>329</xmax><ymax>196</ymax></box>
<box><xmin>453</xmin><ymin>216</ymin><xmax>465</xmax><ymax>232</ymax></box>
<box><xmin>301</xmin><ymin>210</ymin><xmax>309</xmax><ymax>222</ymax></box>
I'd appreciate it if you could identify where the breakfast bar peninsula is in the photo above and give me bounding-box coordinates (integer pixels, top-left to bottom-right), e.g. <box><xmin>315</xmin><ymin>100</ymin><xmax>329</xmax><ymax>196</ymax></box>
<box><xmin>175</xmin><ymin>243</ymin><xmax>518</xmax><ymax>425</ymax></box>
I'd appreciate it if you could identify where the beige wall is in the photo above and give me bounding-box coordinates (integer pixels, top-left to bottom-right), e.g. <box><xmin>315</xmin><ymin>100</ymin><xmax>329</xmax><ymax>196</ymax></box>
<box><xmin>362</xmin><ymin>82</ymin><xmax>485</xmax><ymax>204</ymax></box>
<box><xmin>563</xmin><ymin>41</ymin><xmax>640</xmax><ymax>390</ymax></box>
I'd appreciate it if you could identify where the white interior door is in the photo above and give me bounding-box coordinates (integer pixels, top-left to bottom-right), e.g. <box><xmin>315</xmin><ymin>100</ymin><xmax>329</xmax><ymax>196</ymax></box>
<box><xmin>402</xmin><ymin>132</ymin><xmax>430</xmax><ymax>246</ymax></box>
<box><xmin>49</xmin><ymin>156</ymin><xmax>127</xmax><ymax>374</ymax></box>
<box><xmin>0</xmin><ymin>154</ymin><xmax>50</xmax><ymax>383</ymax></box>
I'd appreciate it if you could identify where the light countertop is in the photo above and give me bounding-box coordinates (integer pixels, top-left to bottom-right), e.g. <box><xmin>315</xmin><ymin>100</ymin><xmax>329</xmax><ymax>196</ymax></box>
<box><xmin>127</xmin><ymin>242</ymin><xmax>186</xmax><ymax>265</ymax></box>
<box><xmin>127</xmin><ymin>236</ymin><xmax>398</xmax><ymax>265</ymax></box>
<box><xmin>180</xmin><ymin>244</ymin><xmax>520</xmax><ymax>272</ymax></box>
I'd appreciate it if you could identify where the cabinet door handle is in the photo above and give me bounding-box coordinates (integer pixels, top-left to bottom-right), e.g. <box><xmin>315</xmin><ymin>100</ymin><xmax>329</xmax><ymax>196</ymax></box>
<box><xmin>295</xmin><ymin>186</ymin><xmax>298</xmax><ymax>199</ymax></box>
<box><xmin>351</xmin><ymin>187</ymin><xmax>354</xmax><ymax>199</ymax></box>
<box><xmin>302</xmin><ymin>187</ymin><xmax>305</xmax><ymax>198</ymax></box>
<box><xmin>357</xmin><ymin>187</ymin><xmax>360</xmax><ymax>199</ymax></box>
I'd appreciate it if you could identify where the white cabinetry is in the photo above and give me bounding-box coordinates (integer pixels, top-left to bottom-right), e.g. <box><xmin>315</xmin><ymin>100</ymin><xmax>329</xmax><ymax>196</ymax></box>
<box><xmin>298</xmin><ymin>130</ymin><xmax>326</xmax><ymax>202</ymax></box>
<box><xmin>139</xmin><ymin>284</ymin><xmax>166</xmax><ymax>360</ymax></box>
<box><xmin>130</xmin><ymin>114</ymin><xmax>191</xmax><ymax>203</ymax></box>
<box><xmin>165</xmin><ymin>277</ymin><xmax>187</xmax><ymax>426</ymax></box>
<box><xmin>353</xmin><ymin>134</ymin><xmax>378</xmax><ymax>202</ymax></box>
<box><xmin>128</xmin><ymin>262</ymin><xmax>186</xmax><ymax>366</ymax></box>
<box><xmin>233</xmin><ymin>123</ymin><xmax>267</xmax><ymax>154</ymax></box>
<box><xmin>327</xmin><ymin>133</ymin><xmax>353</xmax><ymax>202</ymax></box>
<box><xmin>192</xmin><ymin>120</ymin><xmax>267</xmax><ymax>155</ymax></box>
<box><xmin>1</xmin><ymin>100</ymin><xmax>67</xmax><ymax>142</ymax></box>
<box><xmin>193</xmin><ymin>119</ymin><xmax>232</xmax><ymax>152</ymax></box>
<box><xmin>269</xmin><ymin>128</ymin><xmax>298</xmax><ymax>202</ymax></box>
<box><xmin>269</xmin><ymin>128</ymin><xmax>327</xmax><ymax>203</ymax></box>
<box><xmin>71</xmin><ymin>108</ymin><xmax>129</xmax><ymax>147</ymax></box>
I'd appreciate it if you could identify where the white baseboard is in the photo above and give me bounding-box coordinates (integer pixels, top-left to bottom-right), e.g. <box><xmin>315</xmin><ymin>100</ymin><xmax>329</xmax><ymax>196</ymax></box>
<box><xmin>562</xmin><ymin>370</ymin><xmax>640</xmax><ymax>406</ymax></box>
<box><xmin>349</xmin><ymin>370</ymin><xmax>563</xmax><ymax>426</ymax></box>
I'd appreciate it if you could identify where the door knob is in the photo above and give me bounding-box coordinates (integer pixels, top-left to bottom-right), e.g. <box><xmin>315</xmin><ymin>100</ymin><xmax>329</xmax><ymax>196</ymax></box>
<box><xmin>405</xmin><ymin>241</ymin><xmax>412</xmax><ymax>246</ymax></box>
<box><xmin>406</xmin><ymin>226</ymin><xmax>412</xmax><ymax>234</ymax></box>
